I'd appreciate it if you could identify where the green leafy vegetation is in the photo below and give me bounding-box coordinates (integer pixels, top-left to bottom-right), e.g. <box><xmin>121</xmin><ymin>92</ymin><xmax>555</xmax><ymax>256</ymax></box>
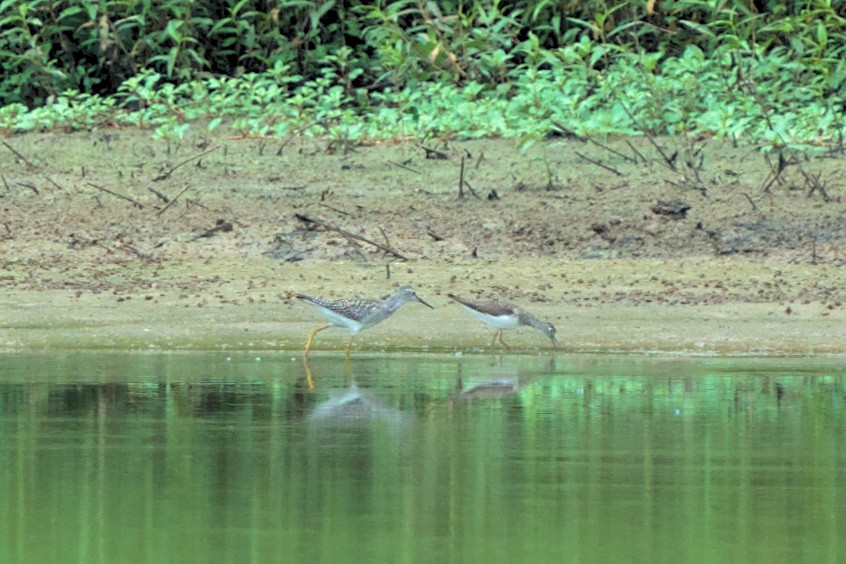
<box><xmin>1</xmin><ymin>1</ymin><xmax>845</xmax><ymax>147</ymax></box>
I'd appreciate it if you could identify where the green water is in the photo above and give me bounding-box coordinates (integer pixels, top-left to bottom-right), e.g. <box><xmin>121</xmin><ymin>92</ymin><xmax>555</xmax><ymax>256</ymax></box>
<box><xmin>0</xmin><ymin>352</ymin><xmax>844</xmax><ymax>563</ymax></box>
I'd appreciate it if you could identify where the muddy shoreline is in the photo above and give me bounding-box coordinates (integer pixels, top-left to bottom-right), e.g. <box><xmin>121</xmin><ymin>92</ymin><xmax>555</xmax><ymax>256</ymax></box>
<box><xmin>2</xmin><ymin>133</ymin><xmax>844</xmax><ymax>354</ymax></box>
<box><xmin>2</xmin><ymin>259</ymin><xmax>844</xmax><ymax>355</ymax></box>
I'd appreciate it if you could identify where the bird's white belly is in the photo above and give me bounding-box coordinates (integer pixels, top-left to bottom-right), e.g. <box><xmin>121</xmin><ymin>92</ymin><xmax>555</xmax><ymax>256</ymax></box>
<box><xmin>463</xmin><ymin>307</ymin><xmax>519</xmax><ymax>330</ymax></box>
<box><xmin>309</xmin><ymin>304</ymin><xmax>364</xmax><ymax>334</ymax></box>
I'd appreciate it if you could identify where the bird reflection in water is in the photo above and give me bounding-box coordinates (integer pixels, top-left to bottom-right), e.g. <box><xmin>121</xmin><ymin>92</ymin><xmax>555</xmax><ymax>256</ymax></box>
<box><xmin>302</xmin><ymin>360</ymin><xmax>407</xmax><ymax>427</ymax></box>
<box><xmin>454</xmin><ymin>355</ymin><xmax>556</xmax><ymax>400</ymax></box>
<box><xmin>308</xmin><ymin>384</ymin><xmax>406</xmax><ymax>426</ymax></box>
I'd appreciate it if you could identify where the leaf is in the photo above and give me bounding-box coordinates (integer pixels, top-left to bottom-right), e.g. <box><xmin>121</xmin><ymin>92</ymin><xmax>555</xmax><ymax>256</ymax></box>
<box><xmin>167</xmin><ymin>46</ymin><xmax>179</xmax><ymax>76</ymax></box>
<box><xmin>647</xmin><ymin>0</ymin><xmax>656</xmax><ymax>15</ymax></box>
<box><xmin>678</xmin><ymin>20</ymin><xmax>715</xmax><ymax>37</ymax></box>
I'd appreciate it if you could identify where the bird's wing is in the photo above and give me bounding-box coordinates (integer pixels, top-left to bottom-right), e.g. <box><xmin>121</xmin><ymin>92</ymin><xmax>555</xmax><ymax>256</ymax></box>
<box><xmin>447</xmin><ymin>294</ymin><xmax>517</xmax><ymax>317</ymax></box>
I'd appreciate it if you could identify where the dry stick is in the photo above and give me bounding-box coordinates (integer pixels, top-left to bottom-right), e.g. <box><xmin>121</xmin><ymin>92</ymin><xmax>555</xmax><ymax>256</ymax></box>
<box><xmin>152</xmin><ymin>145</ymin><xmax>219</xmax><ymax>181</ymax></box>
<box><xmin>552</xmin><ymin>119</ymin><xmax>635</xmax><ymax>164</ymax></box>
<box><xmin>1</xmin><ymin>140</ymin><xmax>37</xmax><ymax>169</ymax></box>
<box><xmin>760</xmin><ymin>151</ymin><xmax>794</xmax><ymax>193</ymax></box>
<box><xmin>86</xmin><ymin>182</ymin><xmax>145</xmax><ymax>207</ymax></box>
<box><xmin>458</xmin><ymin>156</ymin><xmax>466</xmax><ymax>199</ymax></box>
<box><xmin>420</xmin><ymin>145</ymin><xmax>449</xmax><ymax>160</ymax></box>
<box><xmin>740</xmin><ymin>192</ymin><xmax>757</xmax><ymax>211</ymax></box>
<box><xmin>118</xmin><ymin>243</ymin><xmax>157</xmax><ymax>261</ymax></box>
<box><xmin>185</xmin><ymin>197</ymin><xmax>211</xmax><ymax>211</ymax></box>
<box><xmin>587</xmin><ymin>138</ymin><xmax>638</xmax><ymax>164</ymax></box>
<box><xmin>801</xmin><ymin>168</ymin><xmax>832</xmax><ymax>202</ymax></box>
<box><xmin>1</xmin><ymin>174</ymin><xmax>11</xmax><ymax>191</ymax></box>
<box><xmin>148</xmin><ymin>186</ymin><xmax>170</xmax><ymax>203</ymax></box>
<box><xmin>295</xmin><ymin>213</ymin><xmax>409</xmax><ymax>260</ymax></box>
<box><xmin>156</xmin><ymin>184</ymin><xmax>194</xmax><ymax>216</ymax></box>
<box><xmin>43</xmin><ymin>175</ymin><xmax>64</xmax><ymax>191</ymax></box>
<box><xmin>16</xmin><ymin>181</ymin><xmax>39</xmax><ymax>195</ymax></box>
<box><xmin>737</xmin><ymin>71</ymin><xmax>806</xmax><ymax>194</ymax></box>
<box><xmin>455</xmin><ymin>157</ymin><xmax>481</xmax><ymax>199</ymax></box>
<box><xmin>320</xmin><ymin>202</ymin><xmax>352</xmax><ymax>216</ymax></box>
<box><xmin>738</xmin><ymin>73</ymin><xmax>783</xmax><ymax>144</ymax></box>
<box><xmin>378</xmin><ymin>226</ymin><xmax>394</xmax><ymax>276</ymax></box>
<box><xmin>389</xmin><ymin>160</ymin><xmax>421</xmax><ymax>174</ymax></box>
<box><xmin>549</xmin><ymin>121</ymin><xmax>587</xmax><ymax>142</ymax></box>
<box><xmin>625</xmin><ymin>140</ymin><xmax>648</xmax><ymax>163</ymax></box>
<box><xmin>574</xmin><ymin>151</ymin><xmax>623</xmax><ymax>176</ymax></box>
<box><xmin>95</xmin><ymin>241</ymin><xmax>155</xmax><ymax>261</ymax></box>
<box><xmin>190</xmin><ymin>220</ymin><xmax>233</xmax><ymax>242</ymax></box>
<box><xmin>378</xmin><ymin>226</ymin><xmax>392</xmax><ymax>249</ymax></box>
<box><xmin>463</xmin><ymin>181</ymin><xmax>481</xmax><ymax>199</ymax></box>
<box><xmin>615</xmin><ymin>99</ymin><xmax>677</xmax><ymax>171</ymax></box>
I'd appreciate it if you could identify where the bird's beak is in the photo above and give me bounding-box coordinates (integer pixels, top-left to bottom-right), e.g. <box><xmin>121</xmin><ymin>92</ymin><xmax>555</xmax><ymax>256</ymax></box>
<box><xmin>550</xmin><ymin>335</ymin><xmax>559</xmax><ymax>350</ymax></box>
<box><xmin>418</xmin><ymin>297</ymin><xmax>435</xmax><ymax>309</ymax></box>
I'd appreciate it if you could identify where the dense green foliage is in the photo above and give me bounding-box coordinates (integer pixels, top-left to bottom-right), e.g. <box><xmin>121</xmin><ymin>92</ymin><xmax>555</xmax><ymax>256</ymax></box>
<box><xmin>2</xmin><ymin>1</ymin><xmax>846</xmax><ymax>144</ymax></box>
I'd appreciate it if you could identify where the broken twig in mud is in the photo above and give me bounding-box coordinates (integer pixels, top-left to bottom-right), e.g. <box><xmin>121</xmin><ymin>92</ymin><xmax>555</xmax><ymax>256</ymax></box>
<box><xmin>420</xmin><ymin>145</ymin><xmax>449</xmax><ymax>160</ymax></box>
<box><xmin>118</xmin><ymin>243</ymin><xmax>157</xmax><ymax>261</ymax></box>
<box><xmin>574</xmin><ymin>151</ymin><xmax>623</xmax><ymax>176</ymax></box>
<box><xmin>457</xmin><ymin>157</ymin><xmax>481</xmax><ymax>200</ymax></box>
<box><xmin>651</xmin><ymin>199</ymin><xmax>691</xmax><ymax>218</ymax></box>
<box><xmin>43</xmin><ymin>176</ymin><xmax>64</xmax><ymax>191</ymax></box>
<box><xmin>549</xmin><ymin>121</ymin><xmax>587</xmax><ymax>142</ymax></box>
<box><xmin>1</xmin><ymin>141</ymin><xmax>37</xmax><ymax>169</ymax></box>
<box><xmin>463</xmin><ymin>180</ymin><xmax>481</xmax><ymax>199</ymax></box>
<box><xmin>740</xmin><ymin>192</ymin><xmax>757</xmax><ymax>211</ymax></box>
<box><xmin>156</xmin><ymin>184</ymin><xmax>193</xmax><ymax>216</ymax></box>
<box><xmin>94</xmin><ymin>240</ymin><xmax>157</xmax><ymax>261</ymax></box>
<box><xmin>18</xmin><ymin>184</ymin><xmax>41</xmax><ymax>196</ymax></box>
<box><xmin>147</xmin><ymin>186</ymin><xmax>170</xmax><ymax>203</ymax></box>
<box><xmin>152</xmin><ymin>145</ymin><xmax>219</xmax><ymax>181</ymax></box>
<box><xmin>625</xmin><ymin>140</ymin><xmax>647</xmax><ymax>163</ymax></box>
<box><xmin>427</xmin><ymin>229</ymin><xmax>445</xmax><ymax>241</ymax></box>
<box><xmin>17</xmin><ymin>181</ymin><xmax>39</xmax><ymax>195</ymax></box>
<box><xmin>615</xmin><ymin>98</ymin><xmax>678</xmax><ymax>171</ymax></box>
<box><xmin>458</xmin><ymin>156</ymin><xmax>466</xmax><ymax>199</ymax></box>
<box><xmin>378</xmin><ymin>226</ymin><xmax>393</xmax><ymax>250</ymax></box>
<box><xmin>586</xmin><ymin>139</ymin><xmax>638</xmax><ymax>164</ymax></box>
<box><xmin>320</xmin><ymin>202</ymin><xmax>352</xmax><ymax>216</ymax></box>
<box><xmin>760</xmin><ymin>150</ymin><xmax>796</xmax><ymax>193</ymax></box>
<box><xmin>190</xmin><ymin>219</ymin><xmax>233</xmax><ymax>241</ymax></box>
<box><xmin>86</xmin><ymin>182</ymin><xmax>145</xmax><ymax>208</ymax></box>
<box><xmin>553</xmin><ymin>120</ymin><xmax>637</xmax><ymax>165</ymax></box>
<box><xmin>801</xmin><ymin>169</ymin><xmax>833</xmax><ymax>202</ymax></box>
<box><xmin>1</xmin><ymin>174</ymin><xmax>10</xmax><ymax>192</ymax></box>
<box><xmin>388</xmin><ymin>160</ymin><xmax>421</xmax><ymax>174</ymax></box>
<box><xmin>294</xmin><ymin>213</ymin><xmax>409</xmax><ymax>260</ymax></box>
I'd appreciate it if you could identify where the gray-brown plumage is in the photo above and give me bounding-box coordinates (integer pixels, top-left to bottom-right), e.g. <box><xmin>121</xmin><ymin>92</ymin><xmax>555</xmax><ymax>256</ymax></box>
<box><xmin>298</xmin><ymin>286</ymin><xmax>433</xmax><ymax>358</ymax></box>
<box><xmin>448</xmin><ymin>293</ymin><xmax>558</xmax><ymax>350</ymax></box>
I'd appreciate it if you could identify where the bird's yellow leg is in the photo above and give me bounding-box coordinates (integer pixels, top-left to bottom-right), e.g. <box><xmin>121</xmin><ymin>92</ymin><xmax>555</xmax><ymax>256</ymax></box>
<box><xmin>303</xmin><ymin>359</ymin><xmax>315</xmax><ymax>389</ymax></box>
<box><xmin>304</xmin><ymin>325</ymin><xmax>331</xmax><ymax>357</ymax></box>
<box><xmin>498</xmin><ymin>331</ymin><xmax>511</xmax><ymax>350</ymax></box>
<box><xmin>345</xmin><ymin>336</ymin><xmax>355</xmax><ymax>361</ymax></box>
<box><xmin>490</xmin><ymin>330</ymin><xmax>501</xmax><ymax>350</ymax></box>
